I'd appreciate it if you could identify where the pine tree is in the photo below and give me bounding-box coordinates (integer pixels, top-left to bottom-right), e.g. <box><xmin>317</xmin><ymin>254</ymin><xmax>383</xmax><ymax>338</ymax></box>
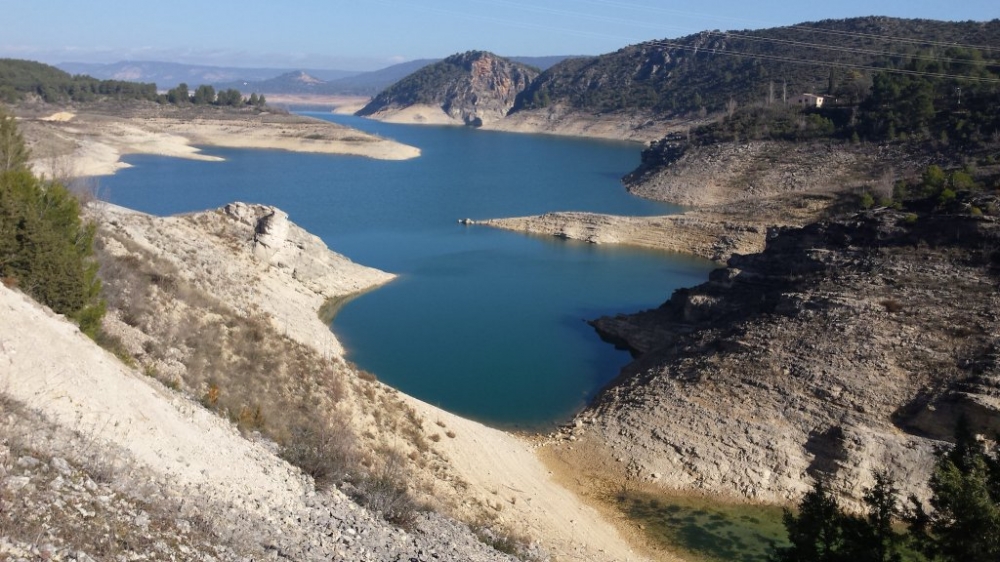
<box><xmin>857</xmin><ymin>471</ymin><xmax>903</xmax><ymax>562</ymax></box>
<box><xmin>0</xmin><ymin>107</ymin><xmax>29</xmax><ymax>173</ymax></box>
<box><xmin>928</xmin><ymin>421</ymin><xmax>1000</xmax><ymax>561</ymax></box>
<box><xmin>771</xmin><ymin>480</ymin><xmax>849</xmax><ymax>562</ymax></box>
<box><xmin>0</xmin><ymin>112</ymin><xmax>104</xmax><ymax>337</ymax></box>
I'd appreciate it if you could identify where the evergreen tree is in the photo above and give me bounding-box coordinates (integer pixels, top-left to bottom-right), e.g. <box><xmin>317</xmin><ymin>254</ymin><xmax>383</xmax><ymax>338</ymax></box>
<box><xmin>0</xmin><ymin>113</ymin><xmax>104</xmax><ymax>337</ymax></box>
<box><xmin>166</xmin><ymin>83</ymin><xmax>190</xmax><ymax>104</ymax></box>
<box><xmin>192</xmin><ymin>84</ymin><xmax>215</xmax><ymax>105</ymax></box>
<box><xmin>771</xmin><ymin>479</ymin><xmax>849</xmax><ymax>562</ymax></box>
<box><xmin>907</xmin><ymin>418</ymin><xmax>1000</xmax><ymax>562</ymax></box>
<box><xmin>0</xmin><ymin>107</ymin><xmax>29</xmax><ymax>172</ymax></box>
<box><xmin>856</xmin><ymin>471</ymin><xmax>904</xmax><ymax>562</ymax></box>
<box><xmin>772</xmin><ymin>473</ymin><xmax>907</xmax><ymax>562</ymax></box>
<box><xmin>215</xmin><ymin>88</ymin><xmax>242</xmax><ymax>107</ymax></box>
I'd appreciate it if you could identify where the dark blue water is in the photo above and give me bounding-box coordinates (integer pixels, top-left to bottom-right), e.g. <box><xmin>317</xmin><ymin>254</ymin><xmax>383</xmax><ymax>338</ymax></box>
<box><xmin>102</xmin><ymin>114</ymin><xmax>714</xmax><ymax>429</ymax></box>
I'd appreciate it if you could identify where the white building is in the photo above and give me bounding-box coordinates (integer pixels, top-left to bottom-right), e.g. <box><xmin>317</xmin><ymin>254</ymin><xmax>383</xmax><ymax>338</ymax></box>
<box><xmin>793</xmin><ymin>93</ymin><xmax>824</xmax><ymax>108</ymax></box>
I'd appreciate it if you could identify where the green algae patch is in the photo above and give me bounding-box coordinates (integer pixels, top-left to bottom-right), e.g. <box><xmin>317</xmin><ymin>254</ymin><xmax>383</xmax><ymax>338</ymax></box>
<box><xmin>617</xmin><ymin>492</ymin><xmax>788</xmax><ymax>562</ymax></box>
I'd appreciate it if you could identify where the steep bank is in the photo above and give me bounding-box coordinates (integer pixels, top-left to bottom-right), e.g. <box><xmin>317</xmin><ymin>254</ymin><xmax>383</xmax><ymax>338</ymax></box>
<box><xmin>18</xmin><ymin>104</ymin><xmax>420</xmax><ymax>178</ymax></box>
<box><xmin>96</xmin><ymin>201</ymin><xmax>394</xmax><ymax>357</ymax></box>
<box><xmin>565</xmin><ymin>202</ymin><xmax>1000</xmax><ymax>507</ymax></box>
<box><xmin>88</xmin><ymin>202</ymin><xmax>650</xmax><ymax>562</ymax></box>
<box><xmin>0</xmin><ymin>281</ymin><xmax>522</xmax><ymax>561</ymax></box>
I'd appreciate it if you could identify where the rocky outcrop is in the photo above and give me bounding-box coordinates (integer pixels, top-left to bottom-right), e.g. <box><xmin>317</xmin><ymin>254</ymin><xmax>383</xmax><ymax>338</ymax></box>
<box><xmin>98</xmin><ymin>201</ymin><xmax>395</xmax><ymax>357</ymax></box>
<box><xmin>357</xmin><ymin>51</ymin><xmax>539</xmax><ymax>126</ymax></box>
<box><xmin>576</xmin><ymin>200</ymin><xmax>1000</xmax><ymax>507</ymax></box>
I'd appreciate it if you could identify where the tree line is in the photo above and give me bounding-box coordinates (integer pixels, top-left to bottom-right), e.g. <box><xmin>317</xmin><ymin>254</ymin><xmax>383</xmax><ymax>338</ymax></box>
<box><xmin>773</xmin><ymin>420</ymin><xmax>1000</xmax><ymax>562</ymax></box>
<box><xmin>0</xmin><ymin>58</ymin><xmax>157</xmax><ymax>103</ymax></box>
<box><xmin>0</xmin><ymin>59</ymin><xmax>268</xmax><ymax>109</ymax></box>
<box><xmin>163</xmin><ymin>83</ymin><xmax>266</xmax><ymax>108</ymax></box>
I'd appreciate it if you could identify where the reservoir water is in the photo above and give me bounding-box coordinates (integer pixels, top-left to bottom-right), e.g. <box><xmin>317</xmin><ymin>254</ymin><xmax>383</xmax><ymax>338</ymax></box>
<box><xmin>102</xmin><ymin>113</ymin><xmax>714</xmax><ymax>429</ymax></box>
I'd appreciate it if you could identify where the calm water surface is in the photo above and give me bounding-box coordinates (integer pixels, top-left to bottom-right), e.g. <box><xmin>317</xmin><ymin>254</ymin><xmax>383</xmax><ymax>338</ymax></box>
<box><xmin>102</xmin><ymin>113</ymin><xmax>714</xmax><ymax>429</ymax></box>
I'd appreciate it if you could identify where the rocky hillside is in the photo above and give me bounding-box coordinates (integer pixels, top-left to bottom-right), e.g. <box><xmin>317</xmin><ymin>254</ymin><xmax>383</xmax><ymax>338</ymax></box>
<box><xmin>356</xmin><ymin>51</ymin><xmax>539</xmax><ymax>126</ymax></box>
<box><xmin>510</xmin><ymin>17</ymin><xmax>1000</xmax><ymax>118</ymax></box>
<box><xmin>623</xmin><ymin>138</ymin><xmax>924</xmax><ymax>207</ymax></box>
<box><xmin>567</xmin><ymin>195</ymin><xmax>1000</xmax><ymax>507</ymax></box>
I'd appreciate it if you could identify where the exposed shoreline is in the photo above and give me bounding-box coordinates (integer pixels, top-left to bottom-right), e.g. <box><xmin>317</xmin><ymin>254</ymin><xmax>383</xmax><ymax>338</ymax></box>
<box><xmin>475</xmin><ymin>211</ymin><xmax>765</xmax><ymax>263</ymax></box>
<box><xmin>473</xmin><ymin>190</ymin><xmax>836</xmax><ymax>263</ymax></box>
<box><xmin>20</xmin><ymin>106</ymin><xmax>420</xmax><ymax>179</ymax></box>
<box><xmin>88</xmin><ymin>201</ymin><xmax>650</xmax><ymax>562</ymax></box>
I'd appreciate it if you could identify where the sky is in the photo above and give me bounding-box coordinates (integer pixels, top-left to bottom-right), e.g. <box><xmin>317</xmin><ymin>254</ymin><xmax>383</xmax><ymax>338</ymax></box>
<box><xmin>3</xmin><ymin>0</ymin><xmax>997</xmax><ymax>71</ymax></box>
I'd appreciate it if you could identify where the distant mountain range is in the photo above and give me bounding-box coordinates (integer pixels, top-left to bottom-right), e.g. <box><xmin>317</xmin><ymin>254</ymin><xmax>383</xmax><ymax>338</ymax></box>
<box><xmin>55</xmin><ymin>56</ymin><xmax>574</xmax><ymax>97</ymax></box>
<box><xmin>213</xmin><ymin>59</ymin><xmax>441</xmax><ymax>97</ymax></box>
<box><xmin>56</xmin><ymin>61</ymin><xmax>359</xmax><ymax>87</ymax></box>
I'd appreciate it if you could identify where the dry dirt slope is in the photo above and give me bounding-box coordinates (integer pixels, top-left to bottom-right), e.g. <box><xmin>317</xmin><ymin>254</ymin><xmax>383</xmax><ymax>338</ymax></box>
<box><xmin>0</xmin><ymin>201</ymin><xmax>651</xmax><ymax>561</ymax></box>
<box><xmin>0</xmin><ymin>282</ymin><xmax>527</xmax><ymax>561</ymax></box>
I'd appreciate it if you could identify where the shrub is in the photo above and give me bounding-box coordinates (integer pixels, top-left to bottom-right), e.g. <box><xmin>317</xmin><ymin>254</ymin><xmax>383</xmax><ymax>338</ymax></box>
<box><xmin>357</xmin><ymin>447</ymin><xmax>418</xmax><ymax>528</ymax></box>
<box><xmin>201</xmin><ymin>384</ymin><xmax>220</xmax><ymax>409</ymax></box>
<box><xmin>234</xmin><ymin>404</ymin><xmax>265</xmax><ymax>432</ymax></box>
<box><xmin>859</xmin><ymin>192</ymin><xmax>875</xmax><ymax>209</ymax></box>
<box><xmin>280</xmin><ymin>415</ymin><xmax>357</xmax><ymax>490</ymax></box>
<box><xmin>938</xmin><ymin>188</ymin><xmax>957</xmax><ymax>206</ymax></box>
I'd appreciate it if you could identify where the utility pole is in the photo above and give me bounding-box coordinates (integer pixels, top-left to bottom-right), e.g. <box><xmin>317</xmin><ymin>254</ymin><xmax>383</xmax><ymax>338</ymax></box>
<box><xmin>768</xmin><ymin>81</ymin><xmax>774</xmax><ymax>106</ymax></box>
<box><xmin>782</xmin><ymin>80</ymin><xmax>787</xmax><ymax>104</ymax></box>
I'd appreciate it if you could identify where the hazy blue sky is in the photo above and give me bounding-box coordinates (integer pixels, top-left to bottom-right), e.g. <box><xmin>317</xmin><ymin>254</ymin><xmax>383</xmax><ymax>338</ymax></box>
<box><xmin>3</xmin><ymin>0</ymin><xmax>997</xmax><ymax>70</ymax></box>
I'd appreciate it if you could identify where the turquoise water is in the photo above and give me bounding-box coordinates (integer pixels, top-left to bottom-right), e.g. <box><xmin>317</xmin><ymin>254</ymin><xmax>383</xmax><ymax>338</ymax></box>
<box><xmin>102</xmin><ymin>114</ymin><xmax>714</xmax><ymax>429</ymax></box>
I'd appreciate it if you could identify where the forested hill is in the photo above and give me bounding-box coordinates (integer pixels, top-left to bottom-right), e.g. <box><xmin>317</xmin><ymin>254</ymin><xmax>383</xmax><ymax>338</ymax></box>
<box><xmin>0</xmin><ymin>59</ymin><xmax>157</xmax><ymax>103</ymax></box>
<box><xmin>511</xmin><ymin>17</ymin><xmax>1000</xmax><ymax>117</ymax></box>
<box><xmin>356</xmin><ymin>51</ymin><xmax>539</xmax><ymax>126</ymax></box>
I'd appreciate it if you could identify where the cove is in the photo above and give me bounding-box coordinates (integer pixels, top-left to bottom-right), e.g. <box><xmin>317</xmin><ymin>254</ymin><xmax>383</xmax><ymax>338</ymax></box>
<box><xmin>101</xmin><ymin>113</ymin><xmax>715</xmax><ymax>429</ymax></box>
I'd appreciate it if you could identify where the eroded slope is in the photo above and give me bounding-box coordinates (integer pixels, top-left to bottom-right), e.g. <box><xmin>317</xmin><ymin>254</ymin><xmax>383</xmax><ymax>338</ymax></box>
<box><xmin>572</xmin><ymin>201</ymin><xmax>1000</xmax><ymax>507</ymax></box>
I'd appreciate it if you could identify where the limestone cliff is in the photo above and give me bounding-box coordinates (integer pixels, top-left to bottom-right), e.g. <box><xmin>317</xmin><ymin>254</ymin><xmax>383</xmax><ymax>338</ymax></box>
<box><xmin>356</xmin><ymin>51</ymin><xmax>539</xmax><ymax>126</ymax></box>
<box><xmin>573</xmin><ymin>198</ymin><xmax>1000</xmax><ymax>507</ymax></box>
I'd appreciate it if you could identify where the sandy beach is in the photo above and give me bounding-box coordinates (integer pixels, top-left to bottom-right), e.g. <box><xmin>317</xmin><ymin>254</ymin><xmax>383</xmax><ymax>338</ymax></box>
<box><xmin>20</xmin><ymin>107</ymin><xmax>420</xmax><ymax>178</ymax></box>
